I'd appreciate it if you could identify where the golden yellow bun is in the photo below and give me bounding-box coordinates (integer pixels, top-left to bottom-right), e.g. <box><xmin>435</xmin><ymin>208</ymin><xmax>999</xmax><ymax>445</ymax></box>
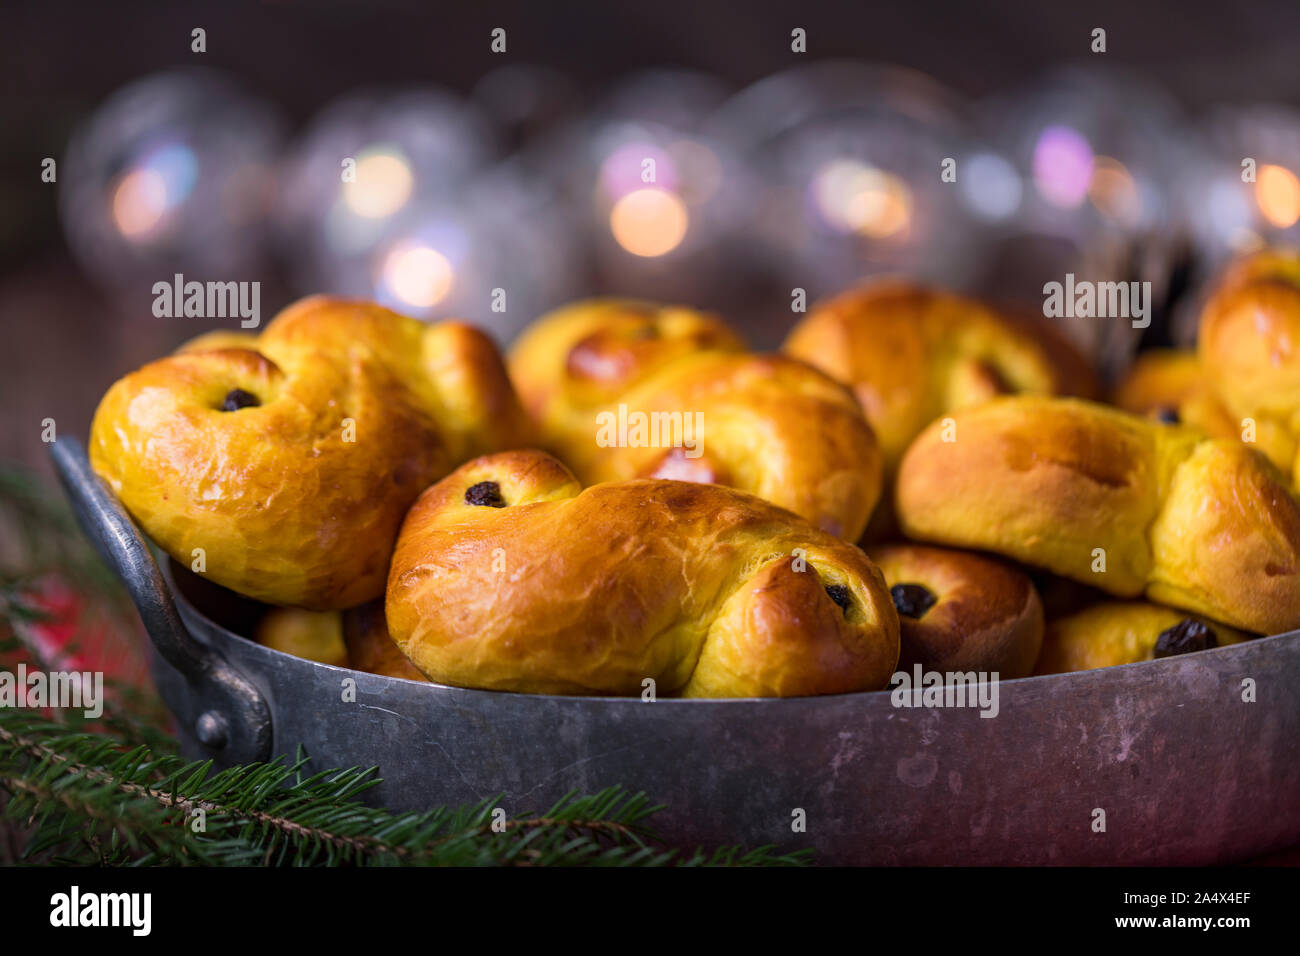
<box><xmin>895</xmin><ymin>396</ymin><xmax>1300</xmax><ymax>634</ymax></box>
<box><xmin>90</xmin><ymin>296</ymin><xmax>532</xmax><ymax>609</ymax></box>
<box><xmin>175</xmin><ymin>329</ymin><xmax>262</xmax><ymax>353</ymax></box>
<box><xmin>386</xmin><ymin>450</ymin><xmax>900</xmax><ymax>697</ymax></box>
<box><xmin>1037</xmin><ymin>600</ymin><xmax>1253</xmax><ymax>674</ymax></box>
<box><xmin>1111</xmin><ymin>349</ymin><xmax>1240</xmax><ymax>438</ymax></box>
<box><xmin>508</xmin><ymin>299</ymin><xmax>882</xmax><ymax>541</ymax></box>
<box><xmin>783</xmin><ymin>280</ymin><xmax>1077</xmax><ymax>476</ymax></box>
<box><xmin>342</xmin><ymin>600</ymin><xmax>428</xmax><ymax>681</ymax></box>
<box><xmin>996</xmin><ymin>302</ymin><xmax>1101</xmax><ymax>402</ymax></box>
<box><xmin>255</xmin><ymin>607</ymin><xmax>349</xmax><ymax>667</ymax></box>
<box><xmin>867</xmin><ymin>544</ymin><xmax>1043</xmax><ymax>678</ymax></box>
<box><xmin>1198</xmin><ymin>248</ymin><xmax>1300</xmax><ymax>478</ymax></box>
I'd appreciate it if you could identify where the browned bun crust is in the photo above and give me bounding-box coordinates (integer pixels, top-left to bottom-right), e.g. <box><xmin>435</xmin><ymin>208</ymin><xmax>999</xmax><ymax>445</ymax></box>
<box><xmin>386</xmin><ymin>450</ymin><xmax>899</xmax><ymax>698</ymax></box>
<box><xmin>342</xmin><ymin>600</ymin><xmax>428</xmax><ymax>681</ymax></box>
<box><xmin>782</xmin><ymin>279</ymin><xmax>1069</xmax><ymax>476</ymax></box>
<box><xmin>508</xmin><ymin>299</ymin><xmax>882</xmax><ymax>541</ymax></box>
<box><xmin>1036</xmin><ymin>600</ymin><xmax>1253</xmax><ymax>674</ymax></box>
<box><xmin>1111</xmin><ymin>349</ymin><xmax>1242</xmax><ymax>444</ymax></box>
<box><xmin>89</xmin><ymin>296</ymin><xmax>532</xmax><ymax>609</ymax></box>
<box><xmin>896</xmin><ymin>396</ymin><xmax>1300</xmax><ymax>635</ymax></box>
<box><xmin>1198</xmin><ymin>248</ymin><xmax>1300</xmax><ymax>480</ymax></box>
<box><xmin>867</xmin><ymin>544</ymin><xmax>1043</xmax><ymax>678</ymax></box>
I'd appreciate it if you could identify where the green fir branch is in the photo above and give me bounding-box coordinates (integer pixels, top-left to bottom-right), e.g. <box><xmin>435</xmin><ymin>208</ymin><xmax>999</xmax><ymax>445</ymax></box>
<box><xmin>0</xmin><ymin>709</ymin><xmax>810</xmax><ymax>867</ymax></box>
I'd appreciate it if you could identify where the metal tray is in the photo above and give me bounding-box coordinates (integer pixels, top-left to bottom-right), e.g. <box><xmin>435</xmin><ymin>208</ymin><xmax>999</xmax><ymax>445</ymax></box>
<box><xmin>51</xmin><ymin>438</ymin><xmax>1300</xmax><ymax>865</ymax></box>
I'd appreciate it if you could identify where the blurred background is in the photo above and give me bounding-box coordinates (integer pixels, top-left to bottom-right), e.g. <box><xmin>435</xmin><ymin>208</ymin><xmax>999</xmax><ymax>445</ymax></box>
<box><xmin>5</xmin><ymin>0</ymin><xmax>1300</xmax><ymax>476</ymax></box>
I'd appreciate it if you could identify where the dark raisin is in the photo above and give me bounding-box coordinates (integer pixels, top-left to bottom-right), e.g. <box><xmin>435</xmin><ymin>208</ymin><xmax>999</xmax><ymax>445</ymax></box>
<box><xmin>891</xmin><ymin>583</ymin><xmax>936</xmax><ymax>619</ymax></box>
<box><xmin>220</xmin><ymin>388</ymin><xmax>260</xmax><ymax>411</ymax></box>
<box><xmin>1154</xmin><ymin>406</ymin><xmax>1180</xmax><ymax>425</ymax></box>
<box><xmin>630</xmin><ymin>324</ymin><xmax>660</xmax><ymax>340</ymax></box>
<box><xmin>465</xmin><ymin>481</ymin><xmax>507</xmax><ymax>508</ymax></box>
<box><xmin>825</xmin><ymin>584</ymin><xmax>852</xmax><ymax>616</ymax></box>
<box><xmin>1154</xmin><ymin>618</ymin><xmax>1217</xmax><ymax>658</ymax></box>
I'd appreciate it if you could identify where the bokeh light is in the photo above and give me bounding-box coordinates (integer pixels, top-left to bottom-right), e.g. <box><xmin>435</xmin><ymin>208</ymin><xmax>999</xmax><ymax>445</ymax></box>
<box><xmin>1257</xmin><ymin>163</ymin><xmax>1300</xmax><ymax>228</ymax></box>
<box><xmin>609</xmin><ymin>187</ymin><xmax>689</xmax><ymax>256</ymax></box>
<box><xmin>1032</xmin><ymin>125</ymin><xmax>1094</xmax><ymax>208</ymax></box>
<box><xmin>377</xmin><ymin>240</ymin><xmax>455</xmax><ymax>308</ymax></box>
<box><xmin>111</xmin><ymin>168</ymin><xmax>168</xmax><ymax>238</ymax></box>
<box><xmin>343</xmin><ymin>150</ymin><xmax>415</xmax><ymax>219</ymax></box>
<box><xmin>961</xmin><ymin>152</ymin><xmax>1022</xmax><ymax>221</ymax></box>
<box><xmin>1088</xmin><ymin>156</ymin><xmax>1141</xmax><ymax>226</ymax></box>
<box><xmin>812</xmin><ymin>160</ymin><xmax>912</xmax><ymax>238</ymax></box>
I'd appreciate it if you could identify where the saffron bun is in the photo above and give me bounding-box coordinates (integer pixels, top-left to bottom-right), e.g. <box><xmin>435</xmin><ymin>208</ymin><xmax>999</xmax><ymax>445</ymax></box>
<box><xmin>507</xmin><ymin>298</ymin><xmax>882</xmax><ymax>540</ymax></box>
<box><xmin>1036</xmin><ymin>600</ymin><xmax>1253</xmax><ymax>675</ymax></box>
<box><xmin>90</xmin><ymin>295</ymin><xmax>532</xmax><ymax>610</ymax></box>
<box><xmin>386</xmin><ymin>450</ymin><xmax>900</xmax><ymax>697</ymax></box>
<box><xmin>1111</xmin><ymin>349</ymin><xmax>1238</xmax><ymax>434</ymax></box>
<box><xmin>895</xmin><ymin>396</ymin><xmax>1300</xmax><ymax>634</ymax></box>
<box><xmin>342</xmin><ymin>600</ymin><xmax>428</xmax><ymax>681</ymax></box>
<box><xmin>867</xmin><ymin>544</ymin><xmax>1043</xmax><ymax>679</ymax></box>
<box><xmin>1198</xmin><ymin>248</ymin><xmax>1300</xmax><ymax>480</ymax></box>
<box><xmin>782</xmin><ymin>280</ymin><xmax>1087</xmax><ymax>478</ymax></box>
<box><xmin>254</xmin><ymin>607</ymin><xmax>349</xmax><ymax>668</ymax></box>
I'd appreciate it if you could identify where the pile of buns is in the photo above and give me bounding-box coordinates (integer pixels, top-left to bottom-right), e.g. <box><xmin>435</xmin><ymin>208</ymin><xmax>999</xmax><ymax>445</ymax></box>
<box><xmin>88</xmin><ymin>249</ymin><xmax>1300</xmax><ymax>697</ymax></box>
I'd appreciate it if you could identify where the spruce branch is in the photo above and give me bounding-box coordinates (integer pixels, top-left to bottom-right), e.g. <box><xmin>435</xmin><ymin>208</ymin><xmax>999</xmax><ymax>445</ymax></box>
<box><xmin>0</xmin><ymin>709</ymin><xmax>810</xmax><ymax>866</ymax></box>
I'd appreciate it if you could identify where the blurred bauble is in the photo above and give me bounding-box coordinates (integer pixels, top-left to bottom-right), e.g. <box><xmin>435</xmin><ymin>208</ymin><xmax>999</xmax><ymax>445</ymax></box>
<box><xmin>1179</xmin><ymin>103</ymin><xmax>1300</xmax><ymax>265</ymax></box>
<box><xmin>538</xmin><ymin>69</ymin><xmax>751</xmax><ymax>308</ymax></box>
<box><xmin>275</xmin><ymin>85</ymin><xmax>497</xmax><ymax>300</ymax></box>
<box><xmin>59</xmin><ymin>69</ymin><xmax>284</xmax><ymax>292</ymax></box>
<box><xmin>713</xmin><ymin>61</ymin><xmax>983</xmax><ymax>306</ymax></box>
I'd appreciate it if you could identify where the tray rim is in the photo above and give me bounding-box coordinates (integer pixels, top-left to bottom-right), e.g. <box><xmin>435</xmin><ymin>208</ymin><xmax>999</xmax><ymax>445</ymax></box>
<box><xmin>163</xmin><ymin>556</ymin><xmax>1300</xmax><ymax>707</ymax></box>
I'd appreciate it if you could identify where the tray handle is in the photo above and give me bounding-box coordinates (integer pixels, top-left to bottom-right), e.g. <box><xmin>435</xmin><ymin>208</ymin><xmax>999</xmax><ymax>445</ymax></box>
<box><xmin>49</xmin><ymin>437</ymin><xmax>271</xmax><ymax>763</ymax></box>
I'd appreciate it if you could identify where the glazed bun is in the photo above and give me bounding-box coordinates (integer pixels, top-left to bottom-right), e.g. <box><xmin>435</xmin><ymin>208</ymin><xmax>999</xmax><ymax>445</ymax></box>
<box><xmin>90</xmin><ymin>296</ymin><xmax>532</xmax><ymax>609</ymax></box>
<box><xmin>867</xmin><ymin>544</ymin><xmax>1043</xmax><ymax>678</ymax></box>
<box><xmin>1111</xmin><ymin>349</ymin><xmax>1239</xmax><ymax>436</ymax></box>
<box><xmin>1037</xmin><ymin>600</ymin><xmax>1252</xmax><ymax>674</ymax></box>
<box><xmin>255</xmin><ymin>607</ymin><xmax>349</xmax><ymax>668</ymax></box>
<box><xmin>508</xmin><ymin>299</ymin><xmax>883</xmax><ymax>541</ymax></box>
<box><xmin>783</xmin><ymin>280</ymin><xmax>1082</xmax><ymax>477</ymax></box>
<box><xmin>896</xmin><ymin>396</ymin><xmax>1300</xmax><ymax>634</ymax></box>
<box><xmin>1198</xmin><ymin>248</ymin><xmax>1300</xmax><ymax>480</ymax></box>
<box><xmin>386</xmin><ymin>450</ymin><xmax>900</xmax><ymax>697</ymax></box>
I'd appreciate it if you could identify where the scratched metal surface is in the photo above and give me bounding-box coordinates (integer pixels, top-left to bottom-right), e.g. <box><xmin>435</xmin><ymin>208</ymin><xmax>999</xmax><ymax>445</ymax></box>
<box><xmin>159</xmin><ymin>584</ymin><xmax>1300</xmax><ymax>866</ymax></box>
<box><xmin>53</xmin><ymin>436</ymin><xmax>1300</xmax><ymax>865</ymax></box>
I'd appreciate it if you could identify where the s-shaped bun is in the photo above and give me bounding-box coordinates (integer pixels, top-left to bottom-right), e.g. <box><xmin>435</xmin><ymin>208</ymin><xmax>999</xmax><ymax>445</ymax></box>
<box><xmin>90</xmin><ymin>296</ymin><xmax>531</xmax><ymax>609</ymax></box>
<box><xmin>386</xmin><ymin>450</ymin><xmax>900</xmax><ymax>697</ymax></box>
<box><xmin>508</xmin><ymin>299</ymin><xmax>883</xmax><ymax>541</ymax></box>
<box><xmin>896</xmin><ymin>396</ymin><xmax>1300</xmax><ymax>634</ymax></box>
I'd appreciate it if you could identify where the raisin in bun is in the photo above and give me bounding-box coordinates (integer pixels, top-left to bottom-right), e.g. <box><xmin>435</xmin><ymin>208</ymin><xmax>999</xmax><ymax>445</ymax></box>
<box><xmin>507</xmin><ymin>299</ymin><xmax>883</xmax><ymax>541</ymax></box>
<box><xmin>342</xmin><ymin>600</ymin><xmax>428</xmax><ymax>681</ymax></box>
<box><xmin>867</xmin><ymin>544</ymin><xmax>1043</xmax><ymax>678</ymax></box>
<box><xmin>896</xmin><ymin>396</ymin><xmax>1300</xmax><ymax>634</ymax></box>
<box><xmin>386</xmin><ymin>450</ymin><xmax>900</xmax><ymax>697</ymax></box>
<box><xmin>1198</xmin><ymin>247</ymin><xmax>1300</xmax><ymax>480</ymax></box>
<box><xmin>90</xmin><ymin>295</ymin><xmax>532</xmax><ymax>609</ymax></box>
<box><xmin>1036</xmin><ymin>601</ymin><xmax>1253</xmax><ymax>674</ymax></box>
